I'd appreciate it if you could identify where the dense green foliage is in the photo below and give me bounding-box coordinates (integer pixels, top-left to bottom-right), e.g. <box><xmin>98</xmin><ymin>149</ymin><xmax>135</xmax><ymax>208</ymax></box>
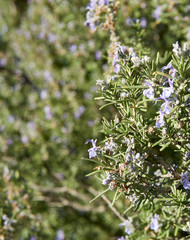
<box><xmin>0</xmin><ymin>0</ymin><xmax>190</xmax><ymax>239</ymax></box>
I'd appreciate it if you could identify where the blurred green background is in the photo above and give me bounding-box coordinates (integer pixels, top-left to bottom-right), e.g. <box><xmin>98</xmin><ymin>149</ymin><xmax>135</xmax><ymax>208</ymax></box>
<box><xmin>0</xmin><ymin>0</ymin><xmax>190</xmax><ymax>239</ymax></box>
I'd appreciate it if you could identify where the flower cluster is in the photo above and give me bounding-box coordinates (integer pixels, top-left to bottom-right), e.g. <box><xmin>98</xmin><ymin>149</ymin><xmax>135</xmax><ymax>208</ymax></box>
<box><xmin>84</xmin><ymin>0</ymin><xmax>112</xmax><ymax>32</ymax></box>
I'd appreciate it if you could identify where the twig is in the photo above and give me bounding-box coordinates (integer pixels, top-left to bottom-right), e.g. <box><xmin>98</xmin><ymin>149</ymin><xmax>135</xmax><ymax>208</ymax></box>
<box><xmin>88</xmin><ymin>187</ymin><xmax>126</xmax><ymax>222</ymax></box>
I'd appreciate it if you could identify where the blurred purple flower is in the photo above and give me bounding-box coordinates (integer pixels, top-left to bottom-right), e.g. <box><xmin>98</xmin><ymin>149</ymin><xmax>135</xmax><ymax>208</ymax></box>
<box><xmin>55</xmin><ymin>90</ymin><xmax>61</xmax><ymax>98</ymax></box>
<box><xmin>44</xmin><ymin>71</ymin><xmax>53</xmax><ymax>82</ymax></box>
<box><xmin>187</xmin><ymin>29</ymin><xmax>190</xmax><ymax>40</ymax></box>
<box><xmin>7</xmin><ymin>138</ymin><xmax>13</xmax><ymax>145</ymax></box>
<box><xmin>30</xmin><ymin>237</ymin><xmax>36</xmax><ymax>240</ymax></box>
<box><xmin>88</xmin><ymin>120</ymin><xmax>95</xmax><ymax>126</ymax></box>
<box><xmin>119</xmin><ymin>218</ymin><xmax>134</xmax><ymax>235</ymax></box>
<box><xmin>125</xmin><ymin>18</ymin><xmax>132</xmax><ymax>26</ymax></box>
<box><xmin>152</xmin><ymin>6</ymin><xmax>162</xmax><ymax>20</ymax></box>
<box><xmin>40</xmin><ymin>89</ymin><xmax>48</xmax><ymax>99</ymax></box>
<box><xmin>21</xmin><ymin>135</ymin><xmax>29</xmax><ymax>144</ymax></box>
<box><xmin>140</xmin><ymin>18</ymin><xmax>147</xmax><ymax>28</ymax></box>
<box><xmin>38</xmin><ymin>31</ymin><xmax>46</xmax><ymax>40</ymax></box>
<box><xmin>48</xmin><ymin>33</ymin><xmax>56</xmax><ymax>43</ymax></box>
<box><xmin>86</xmin><ymin>0</ymin><xmax>96</xmax><ymax>10</ymax></box>
<box><xmin>95</xmin><ymin>50</ymin><xmax>101</xmax><ymax>60</ymax></box>
<box><xmin>44</xmin><ymin>106</ymin><xmax>52</xmax><ymax>120</ymax></box>
<box><xmin>0</xmin><ymin>58</ymin><xmax>7</xmax><ymax>67</ymax></box>
<box><xmin>8</xmin><ymin>115</ymin><xmax>15</xmax><ymax>123</ymax></box>
<box><xmin>181</xmin><ymin>172</ymin><xmax>190</xmax><ymax>190</ymax></box>
<box><xmin>84</xmin><ymin>11</ymin><xmax>97</xmax><ymax>32</ymax></box>
<box><xmin>69</xmin><ymin>44</ymin><xmax>77</xmax><ymax>53</ymax></box>
<box><xmin>55</xmin><ymin>229</ymin><xmax>65</xmax><ymax>240</ymax></box>
<box><xmin>84</xmin><ymin>92</ymin><xmax>91</xmax><ymax>99</ymax></box>
<box><xmin>74</xmin><ymin>106</ymin><xmax>85</xmax><ymax>119</ymax></box>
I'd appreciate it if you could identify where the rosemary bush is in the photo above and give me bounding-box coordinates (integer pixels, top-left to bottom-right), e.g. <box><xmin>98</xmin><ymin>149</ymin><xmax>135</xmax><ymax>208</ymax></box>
<box><xmin>85</xmin><ymin>0</ymin><xmax>190</xmax><ymax>239</ymax></box>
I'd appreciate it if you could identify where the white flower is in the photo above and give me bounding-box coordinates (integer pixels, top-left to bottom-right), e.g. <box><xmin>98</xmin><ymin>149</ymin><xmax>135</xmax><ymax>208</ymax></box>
<box><xmin>131</xmin><ymin>56</ymin><xmax>141</xmax><ymax>67</ymax></box>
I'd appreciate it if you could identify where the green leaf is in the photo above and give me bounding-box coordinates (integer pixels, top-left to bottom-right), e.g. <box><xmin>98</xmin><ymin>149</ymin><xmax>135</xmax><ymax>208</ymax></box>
<box><xmin>89</xmin><ymin>187</ymin><xmax>110</xmax><ymax>203</ymax></box>
<box><xmin>152</xmin><ymin>138</ymin><xmax>166</xmax><ymax>147</ymax></box>
<box><xmin>123</xmin><ymin>204</ymin><xmax>134</xmax><ymax>214</ymax></box>
<box><xmin>99</xmin><ymin>102</ymin><xmax>115</xmax><ymax>110</ymax></box>
<box><xmin>153</xmin><ymin>71</ymin><xmax>172</xmax><ymax>79</ymax></box>
<box><xmin>111</xmin><ymin>187</ymin><xmax>119</xmax><ymax>207</ymax></box>
<box><xmin>160</xmin><ymin>141</ymin><xmax>171</xmax><ymax>151</ymax></box>
<box><xmin>85</xmin><ymin>170</ymin><xmax>102</xmax><ymax>177</ymax></box>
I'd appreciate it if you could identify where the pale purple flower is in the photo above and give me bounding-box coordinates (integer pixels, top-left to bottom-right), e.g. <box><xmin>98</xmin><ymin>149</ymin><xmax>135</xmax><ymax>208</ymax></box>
<box><xmin>1</xmin><ymin>25</ymin><xmax>8</xmax><ymax>34</ymax></box>
<box><xmin>117</xmin><ymin>237</ymin><xmax>125</xmax><ymax>240</ymax></box>
<box><xmin>125</xmin><ymin>18</ymin><xmax>132</xmax><ymax>26</ymax></box>
<box><xmin>114</xmin><ymin>64</ymin><xmax>121</xmax><ymax>73</ymax></box>
<box><xmin>74</xmin><ymin>106</ymin><xmax>85</xmax><ymax>119</ymax></box>
<box><xmin>181</xmin><ymin>172</ymin><xmax>190</xmax><ymax>190</ymax></box>
<box><xmin>162</xmin><ymin>63</ymin><xmax>176</xmax><ymax>79</ymax></box>
<box><xmin>150</xmin><ymin>214</ymin><xmax>160</xmax><ymax>231</ymax></box>
<box><xmin>161</xmin><ymin>99</ymin><xmax>171</xmax><ymax>114</ymax></box>
<box><xmin>55</xmin><ymin>230</ymin><xmax>65</xmax><ymax>240</ymax></box>
<box><xmin>143</xmin><ymin>82</ymin><xmax>154</xmax><ymax>99</ymax></box>
<box><xmin>40</xmin><ymin>89</ymin><xmax>48</xmax><ymax>99</ymax></box>
<box><xmin>187</xmin><ymin>29</ymin><xmax>190</xmax><ymax>40</ymax></box>
<box><xmin>102</xmin><ymin>172</ymin><xmax>113</xmax><ymax>185</ymax></box>
<box><xmin>99</xmin><ymin>0</ymin><xmax>109</xmax><ymax>5</ymax></box>
<box><xmin>30</xmin><ymin>237</ymin><xmax>36</xmax><ymax>240</ymax></box>
<box><xmin>85</xmin><ymin>139</ymin><xmax>97</xmax><ymax>158</ymax></box>
<box><xmin>140</xmin><ymin>17</ymin><xmax>147</xmax><ymax>28</ymax></box>
<box><xmin>55</xmin><ymin>90</ymin><xmax>61</xmax><ymax>98</ymax></box>
<box><xmin>152</xmin><ymin>5</ymin><xmax>162</xmax><ymax>20</ymax></box>
<box><xmin>7</xmin><ymin>138</ymin><xmax>13</xmax><ymax>145</ymax></box>
<box><xmin>84</xmin><ymin>92</ymin><xmax>91</xmax><ymax>99</ymax></box>
<box><xmin>84</xmin><ymin>10</ymin><xmax>98</xmax><ymax>32</ymax></box>
<box><xmin>119</xmin><ymin>45</ymin><xmax>127</xmax><ymax>54</ymax></box>
<box><xmin>38</xmin><ymin>31</ymin><xmax>45</xmax><ymax>40</ymax></box>
<box><xmin>8</xmin><ymin>115</ymin><xmax>15</xmax><ymax>123</ymax></box>
<box><xmin>86</xmin><ymin>0</ymin><xmax>96</xmax><ymax>10</ymax></box>
<box><xmin>21</xmin><ymin>135</ymin><xmax>29</xmax><ymax>144</ymax></box>
<box><xmin>48</xmin><ymin>33</ymin><xmax>56</xmax><ymax>43</ymax></box>
<box><xmin>161</xmin><ymin>86</ymin><xmax>174</xmax><ymax>99</ymax></box>
<box><xmin>0</xmin><ymin>58</ymin><xmax>7</xmax><ymax>67</ymax></box>
<box><xmin>95</xmin><ymin>50</ymin><xmax>101</xmax><ymax>60</ymax></box>
<box><xmin>119</xmin><ymin>218</ymin><xmax>134</xmax><ymax>235</ymax></box>
<box><xmin>87</xmin><ymin>120</ymin><xmax>95</xmax><ymax>126</ymax></box>
<box><xmin>112</xmin><ymin>53</ymin><xmax>118</xmax><ymax>65</ymax></box>
<box><xmin>44</xmin><ymin>105</ymin><xmax>52</xmax><ymax>120</ymax></box>
<box><xmin>118</xmin><ymin>237</ymin><xmax>129</xmax><ymax>240</ymax></box>
<box><xmin>156</xmin><ymin>110</ymin><xmax>165</xmax><ymax>128</ymax></box>
<box><xmin>69</xmin><ymin>44</ymin><xmax>77</xmax><ymax>53</ymax></box>
<box><xmin>44</xmin><ymin>71</ymin><xmax>53</xmax><ymax>82</ymax></box>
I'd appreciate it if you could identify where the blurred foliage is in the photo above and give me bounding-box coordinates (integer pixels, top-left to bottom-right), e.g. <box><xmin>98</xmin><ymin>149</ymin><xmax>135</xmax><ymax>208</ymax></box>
<box><xmin>0</xmin><ymin>0</ymin><xmax>190</xmax><ymax>239</ymax></box>
<box><xmin>0</xmin><ymin>0</ymin><xmax>120</xmax><ymax>239</ymax></box>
